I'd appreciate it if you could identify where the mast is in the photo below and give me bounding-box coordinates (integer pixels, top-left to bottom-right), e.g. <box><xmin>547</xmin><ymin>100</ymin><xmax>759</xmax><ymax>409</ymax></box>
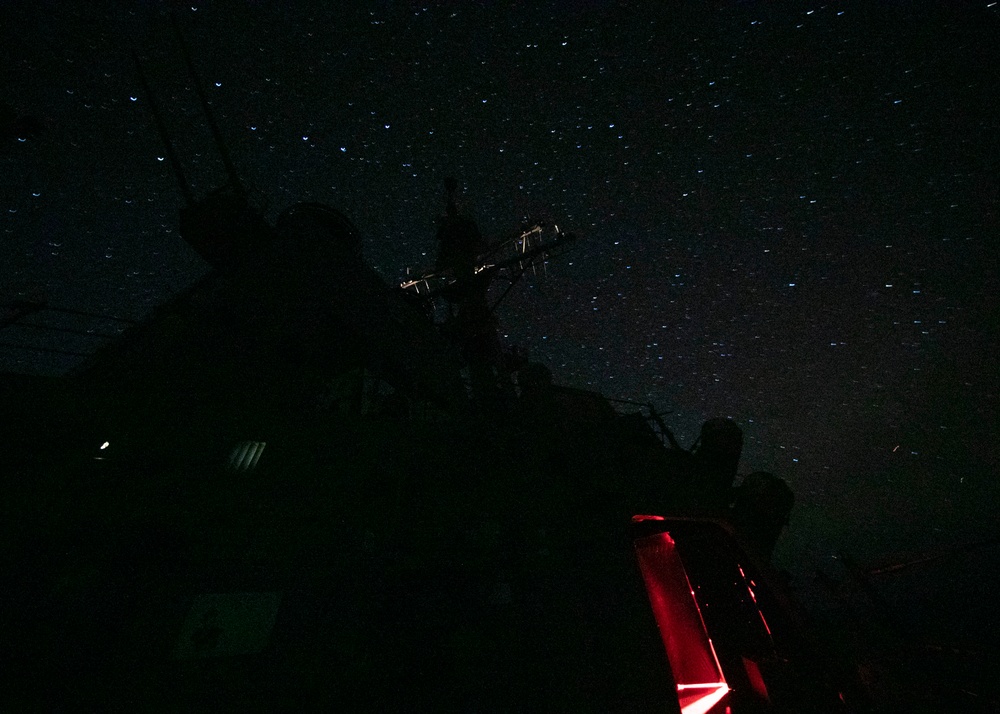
<box><xmin>132</xmin><ymin>51</ymin><xmax>195</xmax><ymax>206</ymax></box>
<box><xmin>170</xmin><ymin>14</ymin><xmax>245</xmax><ymax>198</ymax></box>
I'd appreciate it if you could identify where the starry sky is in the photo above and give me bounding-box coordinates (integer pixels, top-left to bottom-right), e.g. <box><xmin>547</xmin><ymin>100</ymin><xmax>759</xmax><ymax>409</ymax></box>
<box><xmin>3</xmin><ymin>0</ymin><xmax>999</xmax><ymax>613</ymax></box>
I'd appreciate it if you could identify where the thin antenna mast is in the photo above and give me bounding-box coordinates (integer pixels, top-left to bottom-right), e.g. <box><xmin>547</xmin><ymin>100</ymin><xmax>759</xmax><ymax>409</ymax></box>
<box><xmin>170</xmin><ymin>14</ymin><xmax>245</xmax><ymax>198</ymax></box>
<box><xmin>132</xmin><ymin>51</ymin><xmax>195</xmax><ymax>206</ymax></box>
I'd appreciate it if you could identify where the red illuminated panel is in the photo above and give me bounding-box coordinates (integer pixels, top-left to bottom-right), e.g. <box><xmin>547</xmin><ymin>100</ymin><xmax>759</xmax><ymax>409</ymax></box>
<box><xmin>742</xmin><ymin>656</ymin><xmax>770</xmax><ymax>703</ymax></box>
<box><xmin>635</xmin><ymin>530</ymin><xmax>730</xmax><ymax>714</ymax></box>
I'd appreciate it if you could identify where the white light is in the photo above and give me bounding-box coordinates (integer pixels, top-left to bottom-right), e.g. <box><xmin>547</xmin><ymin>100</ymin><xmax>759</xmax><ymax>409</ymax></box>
<box><xmin>100</xmin><ymin>441</ymin><xmax>110</xmax><ymax>450</ymax></box>
<box><xmin>676</xmin><ymin>683</ymin><xmax>730</xmax><ymax>714</ymax></box>
<box><xmin>229</xmin><ymin>441</ymin><xmax>267</xmax><ymax>472</ymax></box>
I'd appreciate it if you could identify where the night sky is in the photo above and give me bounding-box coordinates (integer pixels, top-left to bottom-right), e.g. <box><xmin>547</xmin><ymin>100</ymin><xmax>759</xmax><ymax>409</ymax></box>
<box><xmin>3</xmin><ymin>1</ymin><xmax>999</xmax><ymax>640</ymax></box>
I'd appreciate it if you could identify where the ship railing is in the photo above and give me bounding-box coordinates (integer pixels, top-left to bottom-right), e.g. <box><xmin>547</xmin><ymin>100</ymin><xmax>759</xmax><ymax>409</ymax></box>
<box><xmin>604</xmin><ymin>396</ymin><xmax>683</xmax><ymax>450</ymax></box>
<box><xmin>0</xmin><ymin>301</ymin><xmax>137</xmax><ymax>375</ymax></box>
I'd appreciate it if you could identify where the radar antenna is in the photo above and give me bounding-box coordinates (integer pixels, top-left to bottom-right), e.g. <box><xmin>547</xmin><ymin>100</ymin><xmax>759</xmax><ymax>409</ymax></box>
<box><xmin>399</xmin><ymin>219</ymin><xmax>576</xmax><ymax>313</ymax></box>
<box><xmin>398</xmin><ymin>179</ymin><xmax>577</xmax><ymax>411</ymax></box>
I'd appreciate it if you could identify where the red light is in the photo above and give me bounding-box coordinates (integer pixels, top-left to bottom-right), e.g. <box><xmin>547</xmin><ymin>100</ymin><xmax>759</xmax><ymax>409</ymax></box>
<box><xmin>742</xmin><ymin>656</ymin><xmax>770</xmax><ymax>703</ymax></box>
<box><xmin>738</xmin><ymin>564</ymin><xmax>773</xmax><ymax>638</ymax></box>
<box><xmin>631</xmin><ymin>514</ymin><xmax>666</xmax><ymax>522</ymax></box>
<box><xmin>636</xmin><ymin>531</ymin><xmax>730</xmax><ymax>714</ymax></box>
<box><xmin>677</xmin><ymin>683</ymin><xmax>730</xmax><ymax>714</ymax></box>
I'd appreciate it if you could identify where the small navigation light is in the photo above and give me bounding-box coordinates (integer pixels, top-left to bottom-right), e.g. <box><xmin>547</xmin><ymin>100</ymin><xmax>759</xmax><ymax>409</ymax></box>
<box><xmin>100</xmin><ymin>441</ymin><xmax>110</xmax><ymax>450</ymax></box>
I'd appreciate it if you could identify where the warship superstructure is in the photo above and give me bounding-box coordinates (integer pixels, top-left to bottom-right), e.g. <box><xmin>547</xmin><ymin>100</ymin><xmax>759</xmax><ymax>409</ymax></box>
<box><xmin>0</xmin><ymin>31</ymin><xmax>851</xmax><ymax>713</ymax></box>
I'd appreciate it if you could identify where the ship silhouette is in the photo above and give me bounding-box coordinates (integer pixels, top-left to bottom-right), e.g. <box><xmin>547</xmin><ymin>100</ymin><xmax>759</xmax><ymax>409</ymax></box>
<box><xmin>0</xmin><ymin>27</ymin><xmax>869</xmax><ymax>713</ymax></box>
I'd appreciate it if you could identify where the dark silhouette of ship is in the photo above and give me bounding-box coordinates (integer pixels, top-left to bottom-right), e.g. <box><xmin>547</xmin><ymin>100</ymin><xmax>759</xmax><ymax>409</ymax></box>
<box><xmin>0</xmin><ymin>28</ymin><xmax>877</xmax><ymax>713</ymax></box>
